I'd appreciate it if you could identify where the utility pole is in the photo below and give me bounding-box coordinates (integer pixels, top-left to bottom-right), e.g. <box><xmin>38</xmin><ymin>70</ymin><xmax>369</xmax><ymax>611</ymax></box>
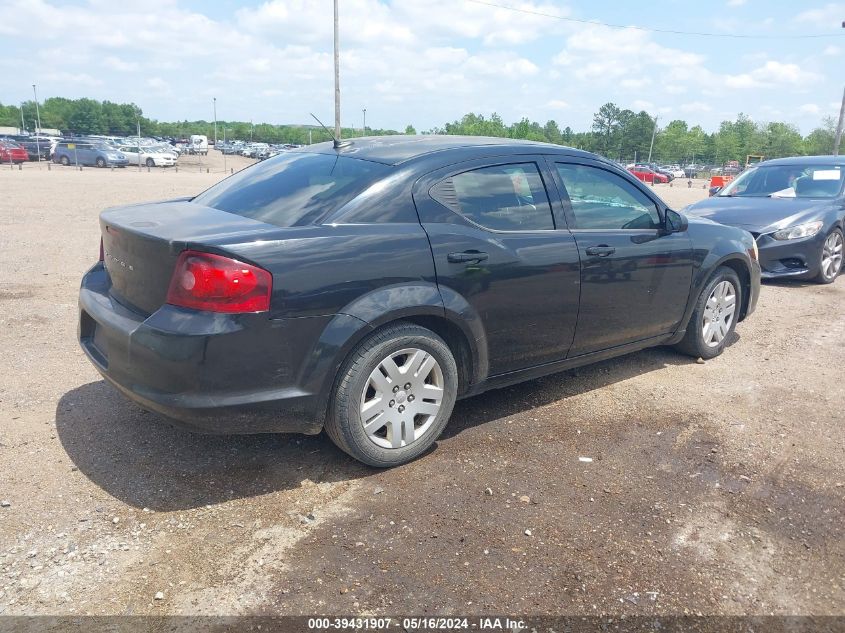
<box><xmin>835</xmin><ymin>21</ymin><xmax>845</xmax><ymax>155</ymax></box>
<box><xmin>333</xmin><ymin>0</ymin><xmax>341</xmax><ymax>140</ymax></box>
<box><xmin>647</xmin><ymin>114</ymin><xmax>658</xmax><ymax>163</ymax></box>
<box><xmin>362</xmin><ymin>108</ymin><xmax>366</xmax><ymax>137</ymax></box>
<box><xmin>213</xmin><ymin>97</ymin><xmax>218</xmax><ymax>147</ymax></box>
<box><xmin>20</xmin><ymin>103</ymin><xmax>25</xmax><ymax>134</ymax></box>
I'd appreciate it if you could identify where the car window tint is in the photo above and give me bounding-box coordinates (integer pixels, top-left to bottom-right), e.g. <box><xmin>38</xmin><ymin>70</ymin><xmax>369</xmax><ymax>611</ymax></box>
<box><xmin>193</xmin><ymin>152</ymin><xmax>392</xmax><ymax>227</ymax></box>
<box><xmin>432</xmin><ymin>163</ymin><xmax>554</xmax><ymax>231</ymax></box>
<box><xmin>556</xmin><ymin>163</ymin><xmax>661</xmax><ymax>230</ymax></box>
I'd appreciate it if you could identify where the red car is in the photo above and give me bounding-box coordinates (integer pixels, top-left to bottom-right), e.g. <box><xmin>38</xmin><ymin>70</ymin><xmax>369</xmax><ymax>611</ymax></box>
<box><xmin>0</xmin><ymin>140</ymin><xmax>29</xmax><ymax>165</ymax></box>
<box><xmin>628</xmin><ymin>166</ymin><xmax>669</xmax><ymax>184</ymax></box>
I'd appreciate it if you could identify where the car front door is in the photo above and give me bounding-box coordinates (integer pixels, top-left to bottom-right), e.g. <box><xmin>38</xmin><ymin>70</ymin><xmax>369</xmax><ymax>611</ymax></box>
<box><xmin>414</xmin><ymin>157</ymin><xmax>580</xmax><ymax>376</ymax></box>
<box><xmin>123</xmin><ymin>146</ymin><xmax>139</xmax><ymax>165</ymax></box>
<box><xmin>548</xmin><ymin>159</ymin><xmax>693</xmax><ymax>356</ymax></box>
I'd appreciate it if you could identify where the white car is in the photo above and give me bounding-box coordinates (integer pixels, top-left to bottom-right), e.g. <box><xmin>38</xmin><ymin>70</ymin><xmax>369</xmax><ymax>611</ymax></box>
<box><xmin>121</xmin><ymin>145</ymin><xmax>177</xmax><ymax>167</ymax></box>
<box><xmin>662</xmin><ymin>165</ymin><xmax>686</xmax><ymax>179</ymax></box>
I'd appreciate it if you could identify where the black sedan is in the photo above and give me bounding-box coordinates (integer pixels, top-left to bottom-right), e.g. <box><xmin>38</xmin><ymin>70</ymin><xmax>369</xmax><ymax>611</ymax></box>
<box><xmin>686</xmin><ymin>156</ymin><xmax>845</xmax><ymax>284</ymax></box>
<box><xmin>79</xmin><ymin>136</ymin><xmax>760</xmax><ymax>466</ymax></box>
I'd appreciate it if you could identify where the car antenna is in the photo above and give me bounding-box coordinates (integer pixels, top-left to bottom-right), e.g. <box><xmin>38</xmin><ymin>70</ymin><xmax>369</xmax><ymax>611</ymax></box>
<box><xmin>310</xmin><ymin>113</ymin><xmax>351</xmax><ymax>149</ymax></box>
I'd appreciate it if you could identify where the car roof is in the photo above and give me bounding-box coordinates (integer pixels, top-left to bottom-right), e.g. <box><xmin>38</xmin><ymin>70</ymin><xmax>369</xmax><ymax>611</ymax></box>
<box><xmin>300</xmin><ymin>134</ymin><xmax>596</xmax><ymax>166</ymax></box>
<box><xmin>756</xmin><ymin>155</ymin><xmax>845</xmax><ymax>167</ymax></box>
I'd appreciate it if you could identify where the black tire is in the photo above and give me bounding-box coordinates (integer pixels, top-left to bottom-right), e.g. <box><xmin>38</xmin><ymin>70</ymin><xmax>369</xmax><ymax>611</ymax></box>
<box><xmin>96</xmin><ymin>157</ymin><xmax>106</xmax><ymax>168</ymax></box>
<box><xmin>675</xmin><ymin>266</ymin><xmax>742</xmax><ymax>360</ymax></box>
<box><xmin>325</xmin><ymin>322</ymin><xmax>458</xmax><ymax>467</ymax></box>
<box><xmin>60</xmin><ymin>155</ymin><xmax>69</xmax><ymax>166</ymax></box>
<box><xmin>145</xmin><ymin>158</ymin><xmax>155</xmax><ymax>168</ymax></box>
<box><xmin>814</xmin><ymin>228</ymin><xmax>843</xmax><ymax>284</ymax></box>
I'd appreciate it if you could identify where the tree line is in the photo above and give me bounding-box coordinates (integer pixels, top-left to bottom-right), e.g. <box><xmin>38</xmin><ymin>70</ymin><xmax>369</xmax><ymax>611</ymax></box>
<box><xmin>0</xmin><ymin>97</ymin><xmax>837</xmax><ymax>164</ymax></box>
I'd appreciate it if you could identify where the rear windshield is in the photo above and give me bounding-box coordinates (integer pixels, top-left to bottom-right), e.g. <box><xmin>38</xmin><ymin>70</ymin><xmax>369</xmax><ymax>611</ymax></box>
<box><xmin>193</xmin><ymin>152</ymin><xmax>391</xmax><ymax>227</ymax></box>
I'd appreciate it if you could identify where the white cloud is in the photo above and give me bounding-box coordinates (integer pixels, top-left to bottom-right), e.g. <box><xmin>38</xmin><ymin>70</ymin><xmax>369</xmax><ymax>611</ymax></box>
<box><xmin>724</xmin><ymin>60</ymin><xmax>821</xmax><ymax>89</ymax></box>
<box><xmin>824</xmin><ymin>45</ymin><xmax>842</xmax><ymax>56</ymax></box>
<box><xmin>796</xmin><ymin>3</ymin><xmax>845</xmax><ymax>27</ymax></box>
<box><xmin>545</xmin><ymin>100</ymin><xmax>569</xmax><ymax>109</ymax></box>
<box><xmin>680</xmin><ymin>102</ymin><xmax>713</xmax><ymax>113</ymax></box>
<box><xmin>799</xmin><ymin>103</ymin><xmax>821</xmax><ymax>114</ymax></box>
<box><xmin>727</xmin><ymin>0</ymin><xmax>747</xmax><ymax>6</ymax></box>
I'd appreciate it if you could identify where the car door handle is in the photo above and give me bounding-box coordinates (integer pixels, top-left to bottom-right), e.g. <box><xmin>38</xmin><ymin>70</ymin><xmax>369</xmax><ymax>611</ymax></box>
<box><xmin>585</xmin><ymin>245</ymin><xmax>616</xmax><ymax>257</ymax></box>
<box><xmin>447</xmin><ymin>251</ymin><xmax>489</xmax><ymax>263</ymax></box>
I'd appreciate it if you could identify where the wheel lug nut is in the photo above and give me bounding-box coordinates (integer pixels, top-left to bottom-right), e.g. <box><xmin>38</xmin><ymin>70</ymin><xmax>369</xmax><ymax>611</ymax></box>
<box><xmin>392</xmin><ymin>386</ymin><xmax>399</xmax><ymax>393</ymax></box>
<box><xmin>389</xmin><ymin>400</ymin><xmax>395</xmax><ymax>407</ymax></box>
<box><xmin>404</xmin><ymin>383</ymin><xmax>411</xmax><ymax>390</ymax></box>
<box><xmin>408</xmin><ymin>395</ymin><xmax>415</xmax><ymax>402</ymax></box>
<box><xmin>398</xmin><ymin>405</ymin><xmax>405</xmax><ymax>413</ymax></box>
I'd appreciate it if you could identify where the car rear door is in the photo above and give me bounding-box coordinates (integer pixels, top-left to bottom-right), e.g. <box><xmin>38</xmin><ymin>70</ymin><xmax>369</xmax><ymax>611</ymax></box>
<box><xmin>548</xmin><ymin>158</ymin><xmax>693</xmax><ymax>356</ymax></box>
<box><xmin>414</xmin><ymin>156</ymin><xmax>580</xmax><ymax>376</ymax></box>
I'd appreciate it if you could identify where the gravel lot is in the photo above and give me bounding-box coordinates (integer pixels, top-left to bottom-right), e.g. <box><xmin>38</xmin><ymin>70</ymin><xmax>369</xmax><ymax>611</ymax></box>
<box><xmin>0</xmin><ymin>153</ymin><xmax>842</xmax><ymax>618</ymax></box>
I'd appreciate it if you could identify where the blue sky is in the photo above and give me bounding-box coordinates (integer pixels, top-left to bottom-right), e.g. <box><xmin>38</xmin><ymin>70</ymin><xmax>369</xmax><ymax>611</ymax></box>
<box><xmin>1</xmin><ymin>0</ymin><xmax>844</xmax><ymax>133</ymax></box>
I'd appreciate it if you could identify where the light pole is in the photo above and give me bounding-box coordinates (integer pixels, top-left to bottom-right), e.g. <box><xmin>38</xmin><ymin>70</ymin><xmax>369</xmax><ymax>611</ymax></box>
<box><xmin>333</xmin><ymin>0</ymin><xmax>341</xmax><ymax>141</ymax></box>
<box><xmin>213</xmin><ymin>97</ymin><xmax>218</xmax><ymax>147</ymax></box>
<box><xmin>362</xmin><ymin>108</ymin><xmax>366</xmax><ymax>137</ymax></box>
<box><xmin>32</xmin><ymin>84</ymin><xmax>42</xmax><ymax>135</ymax></box>
<box><xmin>20</xmin><ymin>103</ymin><xmax>25</xmax><ymax>134</ymax></box>
<box><xmin>32</xmin><ymin>85</ymin><xmax>42</xmax><ymax>163</ymax></box>
<box><xmin>647</xmin><ymin>114</ymin><xmax>659</xmax><ymax>163</ymax></box>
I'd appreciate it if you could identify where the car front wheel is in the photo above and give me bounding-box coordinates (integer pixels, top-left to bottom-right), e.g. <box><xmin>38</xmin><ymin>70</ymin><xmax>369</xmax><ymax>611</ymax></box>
<box><xmin>675</xmin><ymin>266</ymin><xmax>742</xmax><ymax>360</ymax></box>
<box><xmin>815</xmin><ymin>228</ymin><xmax>843</xmax><ymax>284</ymax></box>
<box><xmin>325</xmin><ymin>322</ymin><xmax>458</xmax><ymax>467</ymax></box>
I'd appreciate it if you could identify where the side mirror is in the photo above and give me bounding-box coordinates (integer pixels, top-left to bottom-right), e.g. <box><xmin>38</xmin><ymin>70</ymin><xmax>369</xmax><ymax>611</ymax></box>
<box><xmin>665</xmin><ymin>209</ymin><xmax>688</xmax><ymax>233</ymax></box>
<box><xmin>708</xmin><ymin>186</ymin><xmax>721</xmax><ymax>197</ymax></box>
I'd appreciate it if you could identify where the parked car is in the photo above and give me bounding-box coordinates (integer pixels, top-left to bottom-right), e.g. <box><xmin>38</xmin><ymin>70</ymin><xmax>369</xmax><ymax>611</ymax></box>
<box><xmin>662</xmin><ymin>165</ymin><xmax>686</xmax><ymax>179</ymax></box>
<box><xmin>2</xmin><ymin>135</ymin><xmax>51</xmax><ymax>161</ymax></box>
<box><xmin>79</xmin><ymin>136</ymin><xmax>760</xmax><ymax>466</ymax></box>
<box><xmin>121</xmin><ymin>145</ymin><xmax>177</xmax><ymax>168</ymax></box>
<box><xmin>629</xmin><ymin>165</ymin><xmax>669</xmax><ymax>184</ymax></box>
<box><xmin>0</xmin><ymin>140</ymin><xmax>28</xmax><ymax>164</ymax></box>
<box><xmin>53</xmin><ymin>141</ymin><xmax>129</xmax><ymax>168</ymax></box>
<box><xmin>685</xmin><ymin>156</ymin><xmax>845</xmax><ymax>284</ymax></box>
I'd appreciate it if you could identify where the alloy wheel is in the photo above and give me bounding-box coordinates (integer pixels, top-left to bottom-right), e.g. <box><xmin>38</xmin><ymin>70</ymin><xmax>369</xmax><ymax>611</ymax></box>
<box><xmin>702</xmin><ymin>280</ymin><xmax>736</xmax><ymax>348</ymax></box>
<box><xmin>821</xmin><ymin>232</ymin><xmax>843</xmax><ymax>281</ymax></box>
<box><xmin>359</xmin><ymin>348</ymin><xmax>444</xmax><ymax>449</ymax></box>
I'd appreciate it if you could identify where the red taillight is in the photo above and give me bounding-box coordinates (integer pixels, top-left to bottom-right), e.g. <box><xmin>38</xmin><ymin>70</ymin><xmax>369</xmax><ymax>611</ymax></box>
<box><xmin>166</xmin><ymin>250</ymin><xmax>272</xmax><ymax>313</ymax></box>
<box><xmin>99</xmin><ymin>238</ymin><xmax>104</xmax><ymax>262</ymax></box>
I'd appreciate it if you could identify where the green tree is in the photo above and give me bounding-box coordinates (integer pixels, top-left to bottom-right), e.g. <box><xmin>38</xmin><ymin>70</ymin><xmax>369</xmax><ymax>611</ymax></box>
<box><xmin>404</xmin><ymin>124</ymin><xmax>417</xmax><ymax>135</ymax></box>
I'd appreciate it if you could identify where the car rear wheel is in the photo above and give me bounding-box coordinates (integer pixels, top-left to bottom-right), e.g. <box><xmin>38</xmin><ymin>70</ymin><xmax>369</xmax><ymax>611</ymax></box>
<box><xmin>60</xmin><ymin>155</ymin><xmax>69</xmax><ymax>166</ymax></box>
<box><xmin>675</xmin><ymin>266</ymin><xmax>742</xmax><ymax>360</ymax></box>
<box><xmin>325</xmin><ymin>322</ymin><xmax>458</xmax><ymax>467</ymax></box>
<box><xmin>815</xmin><ymin>229</ymin><xmax>843</xmax><ymax>284</ymax></box>
<box><xmin>96</xmin><ymin>157</ymin><xmax>106</xmax><ymax>168</ymax></box>
<box><xmin>146</xmin><ymin>158</ymin><xmax>155</xmax><ymax>168</ymax></box>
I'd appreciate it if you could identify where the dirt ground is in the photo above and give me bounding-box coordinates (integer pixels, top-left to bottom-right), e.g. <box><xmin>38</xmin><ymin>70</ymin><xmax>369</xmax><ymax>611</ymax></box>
<box><xmin>0</xmin><ymin>152</ymin><xmax>842</xmax><ymax>619</ymax></box>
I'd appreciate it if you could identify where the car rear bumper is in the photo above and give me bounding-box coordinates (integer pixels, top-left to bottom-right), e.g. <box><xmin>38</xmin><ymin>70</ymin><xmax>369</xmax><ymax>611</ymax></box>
<box><xmin>756</xmin><ymin>231</ymin><xmax>825</xmax><ymax>280</ymax></box>
<box><xmin>78</xmin><ymin>263</ymin><xmax>328</xmax><ymax>435</ymax></box>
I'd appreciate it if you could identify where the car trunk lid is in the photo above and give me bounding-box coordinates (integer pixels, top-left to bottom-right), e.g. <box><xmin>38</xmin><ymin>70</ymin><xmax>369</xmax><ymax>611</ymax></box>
<box><xmin>100</xmin><ymin>199</ymin><xmax>282</xmax><ymax>315</ymax></box>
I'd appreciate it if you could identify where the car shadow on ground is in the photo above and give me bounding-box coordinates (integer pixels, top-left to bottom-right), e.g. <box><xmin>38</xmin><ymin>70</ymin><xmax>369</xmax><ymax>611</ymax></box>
<box><xmin>55</xmin><ymin>344</ymin><xmax>707</xmax><ymax>512</ymax></box>
<box><xmin>440</xmin><ymin>344</ymin><xmax>704</xmax><ymax>439</ymax></box>
<box><xmin>55</xmin><ymin>381</ymin><xmax>372</xmax><ymax>512</ymax></box>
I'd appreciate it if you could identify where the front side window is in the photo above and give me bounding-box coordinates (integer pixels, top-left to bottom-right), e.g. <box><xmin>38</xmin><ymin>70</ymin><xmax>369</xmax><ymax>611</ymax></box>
<box><xmin>556</xmin><ymin>163</ymin><xmax>661</xmax><ymax>230</ymax></box>
<box><xmin>431</xmin><ymin>163</ymin><xmax>554</xmax><ymax>231</ymax></box>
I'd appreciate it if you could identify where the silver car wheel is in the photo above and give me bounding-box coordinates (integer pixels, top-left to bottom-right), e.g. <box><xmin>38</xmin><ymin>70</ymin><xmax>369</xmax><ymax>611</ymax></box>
<box><xmin>359</xmin><ymin>347</ymin><xmax>444</xmax><ymax>449</ymax></box>
<box><xmin>821</xmin><ymin>232</ymin><xmax>843</xmax><ymax>280</ymax></box>
<box><xmin>702</xmin><ymin>280</ymin><xmax>737</xmax><ymax>348</ymax></box>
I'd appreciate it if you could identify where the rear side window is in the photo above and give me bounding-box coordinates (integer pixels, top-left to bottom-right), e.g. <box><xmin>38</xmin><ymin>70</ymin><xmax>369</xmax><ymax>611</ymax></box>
<box><xmin>193</xmin><ymin>152</ymin><xmax>392</xmax><ymax>227</ymax></box>
<box><xmin>431</xmin><ymin>163</ymin><xmax>554</xmax><ymax>231</ymax></box>
<box><xmin>555</xmin><ymin>163</ymin><xmax>661</xmax><ymax>230</ymax></box>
